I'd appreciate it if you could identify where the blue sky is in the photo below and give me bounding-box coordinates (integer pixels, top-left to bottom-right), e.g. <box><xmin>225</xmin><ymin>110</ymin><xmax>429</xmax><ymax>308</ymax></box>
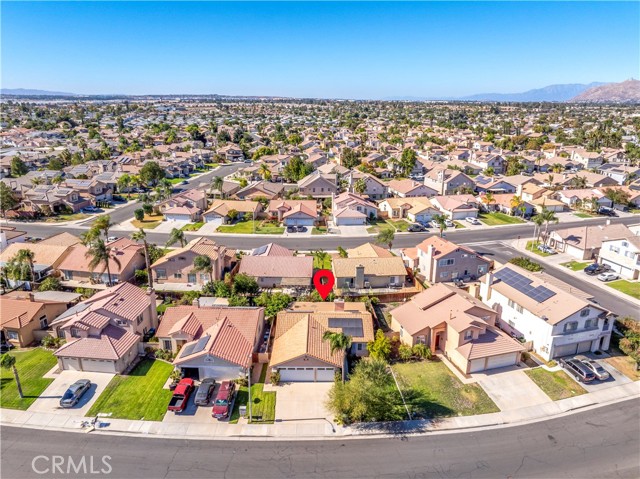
<box><xmin>2</xmin><ymin>2</ymin><xmax>638</xmax><ymax>98</ymax></box>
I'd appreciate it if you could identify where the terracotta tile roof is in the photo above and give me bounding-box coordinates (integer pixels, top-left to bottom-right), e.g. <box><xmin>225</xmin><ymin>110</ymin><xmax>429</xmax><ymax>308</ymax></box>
<box><xmin>155</xmin><ymin>237</ymin><xmax>234</xmax><ymax>265</ymax></box>
<box><xmin>332</xmin><ymin>257</ymin><xmax>407</xmax><ymax>278</ymax></box>
<box><xmin>204</xmin><ymin>199</ymin><xmax>261</xmax><ymax>217</ymax></box>
<box><xmin>38</xmin><ymin>232</ymin><xmax>82</xmax><ymax>247</ymax></box>
<box><xmin>57</xmin><ymin>242</ymin><xmax>143</xmax><ymax>275</ymax></box>
<box><xmin>0</xmin><ymin>242</ymin><xmax>71</xmax><ymax>268</ymax></box>
<box><xmin>347</xmin><ymin>243</ymin><xmax>393</xmax><ymax>258</ymax></box>
<box><xmin>416</xmin><ymin>236</ymin><xmax>485</xmax><ymax>260</ymax></box>
<box><xmin>250</xmin><ymin>243</ymin><xmax>293</xmax><ymax>257</ymax></box>
<box><xmin>238</xmin><ymin>255</ymin><xmax>313</xmax><ymax>279</ymax></box>
<box><xmin>54</xmin><ymin>324</ymin><xmax>139</xmax><ymax>360</ymax></box>
<box><xmin>0</xmin><ymin>298</ymin><xmax>45</xmax><ymax>329</ymax></box>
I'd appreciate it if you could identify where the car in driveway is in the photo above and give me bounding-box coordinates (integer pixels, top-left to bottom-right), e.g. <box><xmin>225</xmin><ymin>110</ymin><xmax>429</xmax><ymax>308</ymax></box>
<box><xmin>194</xmin><ymin>378</ymin><xmax>216</xmax><ymax>406</ymax></box>
<box><xmin>296</xmin><ymin>225</ymin><xmax>307</xmax><ymax>233</ymax></box>
<box><xmin>407</xmin><ymin>223</ymin><xmax>425</xmax><ymax>232</ymax></box>
<box><xmin>81</xmin><ymin>206</ymin><xmax>98</xmax><ymax>213</ymax></box>
<box><xmin>537</xmin><ymin>244</ymin><xmax>556</xmax><ymax>254</ymax></box>
<box><xmin>59</xmin><ymin>379</ymin><xmax>92</xmax><ymax>408</ymax></box>
<box><xmin>559</xmin><ymin>358</ymin><xmax>596</xmax><ymax>383</ymax></box>
<box><xmin>212</xmin><ymin>381</ymin><xmax>236</xmax><ymax>420</ymax></box>
<box><xmin>584</xmin><ymin>263</ymin><xmax>611</xmax><ymax>276</ymax></box>
<box><xmin>465</xmin><ymin>217</ymin><xmax>480</xmax><ymax>225</ymax></box>
<box><xmin>286</xmin><ymin>226</ymin><xmax>296</xmax><ymax>233</ymax></box>
<box><xmin>574</xmin><ymin>356</ymin><xmax>610</xmax><ymax>380</ymax></box>
<box><xmin>107</xmin><ymin>236</ymin><xmax>119</xmax><ymax>242</ymax></box>
<box><xmin>597</xmin><ymin>272</ymin><xmax>619</xmax><ymax>282</ymax></box>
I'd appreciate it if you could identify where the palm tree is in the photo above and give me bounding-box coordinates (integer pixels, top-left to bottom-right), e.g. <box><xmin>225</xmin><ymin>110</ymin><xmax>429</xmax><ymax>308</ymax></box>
<box><xmin>258</xmin><ymin>163</ymin><xmax>272</xmax><ymax>182</ymax></box>
<box><xmin>193</xmin><ymin>255</ymin><xmax>213</xmax><ymax>282</ymax></box>
<box><xmin>312</xmin><ymin>249</ymin><xmax>330</xmax><ymax>270</ymax></box>
<box><xmin>131</xmin><ymin>229</ymin><xmax>153</xmax><ymax>289</ymax></box>
<box><xmin>92</xmin><ymin>215</ymin><xmax>114</xmax><ymax>240</ymax></box>
<box><xmin>540</xmin><ymin>208</ymin><xmax>559</xmax><ymax>246</ymax></box>
<box><xmin>432</xmin><ymin>214</ymin><xmax>448</xmax><ymax>237</ymax></box>
<box><xmin>210</xmin><ymin>176</ymin><xmax>224</xmax><ymax>198</ymax></box>
<box><xmin>571</xmin><ymin>175</ymin><xmax>588</xmax><ymax>189</ymax></box>
<box><xmin>532</xmin><ymin>213</ymin><xmax>545</xmax><ymax>244</ymax></box>
<box><xmin>15</xmin><ymin>249</ymin><xmax>36</xmax><ymax>284</ymax></box>
<box><xmin>481</xmin><ymin>192</ymin><xmax>495</xmax><ymax>212</ymax></box>
<box><xmin>1</xmin><ymin>354</ymin><xmax>23</xmax><ymax>398</ymax></box>
<box><xmin>510</xmin><ymin>195</ymin><xmax>524</xmax><ymax>217</ymax></box>
<box><xmin>85</xmin><ymin>239</ymin><xmax>121</xmax><ymax>286</ymax></box>
<box><xmin>376</xmin><ymin>227</ymin><xmax>395</xmax><ymax>250</ymax></box>
<box><xmin>117</xmin><ymin>174</ymin><xmax>132</xmax><ymax>199</ymax></box>
<box><xmin>166</xmin><ymin>228</ymin><xmax>186</xmax><ymax>248</ymax></box>
<box><xmin>353</xmin><ymin>178</ymin><xmax>367</xmax><ymax>195</ymax></box>
<box><xmin>322</xmin><ymin>331</ymin><xmax>352</xmax><ymax>383</ymax></box>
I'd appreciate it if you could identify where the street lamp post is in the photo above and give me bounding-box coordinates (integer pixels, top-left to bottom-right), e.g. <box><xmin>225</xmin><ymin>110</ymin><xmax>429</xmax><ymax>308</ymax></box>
<box><xmin>247</xmin><ymin>356</ymin><xmax>252</xmax><ymax>423</ymax></box>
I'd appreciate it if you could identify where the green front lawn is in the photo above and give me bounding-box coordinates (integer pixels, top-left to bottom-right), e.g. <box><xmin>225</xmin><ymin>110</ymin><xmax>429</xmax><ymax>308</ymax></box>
<box><xmin>574</xmin><ymin>212</ymin><xmax>593</xmax><ymax>218</ymax></box>
<box><xmin>525</xmin><ymin>240</ymin><xmax>552</xmax><ymax>257</ymax></box>
<box><xmin>87</xmin><ymin>359</ymin><xmax>173</xmax><ymax>421</ymax></box>
<box><xmin>217</xmin><ymin>220</ymin><xmax>284</xmax><ymax>235</ymax></box>
<box><xmin>606</xmin><ymin>280</ymin><xmax>640</xmax><ymax>300</ymax></box>
<box><xmin>312</xmin><ymin>226</ymin><xmax>327</xmax><ymax>235</ymax></box>
<box><xmin>524</xmin><ymin>368</ymin><xmax>587</xmax><ymax>401</ymax></box>
<box><xmin>561</xmin><ymin>260</ymin><xmax>591</xmax><ymax>272</ymax></box>
<box><xmin>1</xmin><ymin>348</ymin><xmax>57</xmax><ymax>410</ymax></box>
<box><xmin>309</xmin><ymin>254</ymin><xmax>332</xmax><ymax>269</ymax></box>
<box><xmin>45</xmin><ymin>213</ymin><xmax>91</xmax><ymax>223</ymax></box>
<box><xmin>392</xmin><ymin>360</ymin><xmax>499</xmax><ymax>418</ymax></box>
<box><xmin>180</xmin><ymin>222</ymin><xmax>204</xmax><ymax>231</ymax></box>
<box><xmin>230</xmin><ymin>366</ymin><xmax>276</xmax><ymax>424</ymax></box>
<box><xmin>478</xmin><ymin>212</ymin><xmax>525</xmax><ymax>226</ymax></box>
<box><xmin>131</xmin><ymin>214</ymin><xmax>164</xmax><ymax>230</ymax></box>
<box><xmin>453</xmin><ymin>221</ymin><xmax>466</xmax><ymax>229</ymax></box>
<box><xmin>386</xmin><ymin>219</ymin><xmax>410</xmax><ymax>232</ymax></box>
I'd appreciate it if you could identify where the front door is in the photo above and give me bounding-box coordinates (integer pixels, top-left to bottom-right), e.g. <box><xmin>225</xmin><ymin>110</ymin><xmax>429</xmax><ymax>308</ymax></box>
<box><xmin>435</xmin><ymin>333</ymin><xmax>441</xmax><ymax>350</ymax></box>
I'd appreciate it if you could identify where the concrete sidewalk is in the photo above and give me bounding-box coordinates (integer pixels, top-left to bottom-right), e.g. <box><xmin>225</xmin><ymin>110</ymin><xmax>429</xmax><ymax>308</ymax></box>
<box><xmin>2</xmin><ymin>379</ymin><xmax>638</xmax><ymax>441</ymax></box>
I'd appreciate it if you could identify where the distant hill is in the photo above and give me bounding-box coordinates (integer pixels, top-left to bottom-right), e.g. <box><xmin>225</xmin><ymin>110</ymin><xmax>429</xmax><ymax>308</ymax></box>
<box><xmin>457</xmin><ymin>82</ymin><xmax>607</xmax><ymax>102</ymax></box>
<box><xmin>570</xmin><ymin>79</ymin><xmax>640</xmax><ymax>103</ymax></box>
<box><xmin>1</xmin><ymin>88</ymin><xmax>78</xmax><ymax>97</ymax></box>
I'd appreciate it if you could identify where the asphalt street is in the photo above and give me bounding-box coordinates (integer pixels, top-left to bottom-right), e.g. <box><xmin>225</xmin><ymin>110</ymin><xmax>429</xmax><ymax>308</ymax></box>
<box><xmin>1</xmin><ymin>399</ymin><xmax>638</xmax><ymax>479</ymax></box>
<box><xmin>472</xmin><ymin>242</ymin><xmax>640</xmax><ymax>320</ymax></box>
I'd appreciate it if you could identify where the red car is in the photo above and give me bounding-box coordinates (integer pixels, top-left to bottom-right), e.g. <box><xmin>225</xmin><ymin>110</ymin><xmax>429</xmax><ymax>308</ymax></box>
<box><xmin>212</xmin><ymin>381</ymin><xmax>236</xmax><ymax>420</ymax></box>
<box><xmin>167</xmin><ymin>378</ymin><xmax>194</xmax><ymax>413</ymax></box>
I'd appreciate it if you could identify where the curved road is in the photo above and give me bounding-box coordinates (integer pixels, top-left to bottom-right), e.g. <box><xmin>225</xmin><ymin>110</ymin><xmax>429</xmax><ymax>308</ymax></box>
<box><xmin>2</xmin><ymin>399</ymin><xmax>639</xmax><ymax>478</ymax></box>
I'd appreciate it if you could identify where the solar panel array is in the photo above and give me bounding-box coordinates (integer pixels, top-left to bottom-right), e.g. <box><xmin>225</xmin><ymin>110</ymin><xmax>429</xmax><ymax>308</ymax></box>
<box><xmin>494</xmin><ymin>268</ymin><xmax>556</xmax><ymax>303</ymax></box>
<box><xmin>328</xmin><ymin>317</ymin><xmax>363</xmax><ymax>337</ymax></box>
<box><xmin>252</xmin><ymin>245</ymin><xmax>269</xmax><ymax>256</ymax></box>
<box><xmin>180</xmin><ymin>335</ymin><xmax>211</xmax><ymax>357</ymax></box>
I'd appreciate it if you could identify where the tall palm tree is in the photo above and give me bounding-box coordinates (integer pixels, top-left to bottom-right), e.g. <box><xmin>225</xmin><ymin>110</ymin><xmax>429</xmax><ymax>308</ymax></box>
<box><xmin>258</xmin><ymin>163</ymin><xmax>272</xmax><ymax>182</ymax></box>
<box><xmin>481</xmin><ymin>192</ymin><xmax>495</xmax><ymax>212</ymax></box>
<box><xmin>376</xmin><ymin>227</ymin><xmax>395</xmax><ymax>250</ymax></box>
<box><xmin>432</xmin><ymin>214</ymin><xmax>448</xmax><ymax>237</ymax></box>
<box><xmin>353</xmin><ymin>178</ymin><xmax>367</xmax><ymax>195</ymax></box>
<box><xmin>312</xmin><ymin>249</ymin><xmax>330</xmax><ymax>270</ymax></box>
<box><xmin>92</xmin><ymin>215</ymin><xmax>114</xmax><ymax>240</ymax></box>
<box><xmin>131</xmin><ymin>228</ymin><xmax>153</xmax><ymax>289</ymax></box>
<box><xmin>540</xmin><ymin>208</ymin><xmax>559</xmax><ymax>246</ymax></box>
<box><xmin>15</xmin><ymin>249</ymin><xmax>36</xmax><ymax>284</ymax></box>
<box><xmin>193</xmin><ymin>255</ymin><xmax>213</xmax><ymax>282</ymax></box>
<box><xmin>571</xmin><ymin>175</ymin><xmax>588</xmax><ymax>189</ymax></box>
<box><xmin>510</xmin><ymin>195</ymin><xmax>524</xmax><ymax>217</ymax></box>
<box><xmin>210</xmin><ymin>176</ymin><xmax>224</xmax><ymax>198</ymax></box>
<box><xmin>322</xmin><ymin>331</ymin><xmax>352</xmax><ymax>383</ymax></box>
<box><xmin>85</xmin><ymin>239</ymin><xmax>121</xmax><ymax>286</ymax></box>
<box><xmin>1</xmin><ymin>354</ymin><xmax>23</xmax><ymax>398</ymax></box>
<box><xmin>532</xmin><ymin>213</ymin><xmax>545</xmax><ymax>244</ymax></box>
<box><xmin>166</xmin><ymin>228</ymin><xmax>186</xmax><ymax>248</ymax></box>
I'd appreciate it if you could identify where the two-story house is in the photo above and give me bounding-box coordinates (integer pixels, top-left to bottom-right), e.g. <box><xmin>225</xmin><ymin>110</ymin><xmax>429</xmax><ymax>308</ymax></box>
<box><xmin>423</xmin><ymin>168</ymin><xmax>475</xmax><ymax>195</ymax></box>
<box><xmin>480</xmin><ymin>264</ymin><xmax>613</xmax><ymax>360</ymax></box>
<box><xmin>332</xmin><ymin>256</ymin><xmax>409</xmax><ymax>296</ymax></box>
<box><xmin>297</xmin><ymin>172</ymin><xmax>338</xmax><ymax>199</ymax></box>
<box><xmin>332</xmin><ymin>192</ymin><xmax>378</xmax><ymax>225</ymax></box>
<box><xmin>598</xmin><ymin>228</ymin><xmax>640</xmax><ymax>280</ymax></box>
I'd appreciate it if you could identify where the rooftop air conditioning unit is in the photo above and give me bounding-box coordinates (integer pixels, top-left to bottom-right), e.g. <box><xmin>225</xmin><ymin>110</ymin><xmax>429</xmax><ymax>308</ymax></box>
<box><xmin>364</xmin><ymin>281</ymin><xmax>371</xmax><ymax>288</ymax></box>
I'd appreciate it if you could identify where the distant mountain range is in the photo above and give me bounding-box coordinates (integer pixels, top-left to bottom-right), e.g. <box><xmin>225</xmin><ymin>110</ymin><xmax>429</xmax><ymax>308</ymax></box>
<box><xmin>1</xmin><ymin>88</ymin><xmax>78</xmax><ymax>97</ymax></box>
<box><xmin>569</xmin><ymin>79</ymin><xmax>640</xmax><ymax>103</ymax></box>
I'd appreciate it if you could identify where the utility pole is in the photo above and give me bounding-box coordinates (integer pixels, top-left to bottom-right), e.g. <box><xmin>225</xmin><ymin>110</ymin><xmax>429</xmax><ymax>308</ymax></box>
<box><xmin>247</xmin><ymin>357</ymin><xmax>252</xmax><ymax>423</ymax></box>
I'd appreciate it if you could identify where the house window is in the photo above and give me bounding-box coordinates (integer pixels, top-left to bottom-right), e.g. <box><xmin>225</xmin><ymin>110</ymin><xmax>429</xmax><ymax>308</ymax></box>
<box><xmin>507</xmin><ymin>299</ymin><xmax>523</xmax><ymax>313</ymax></box>
<box><xmin>174</xmin><ymin>272</ymin><xmax>182</xmax><ymax>279</ymax></box>
<box><xmin>64</xmin><ymin>270</ymin><xmax>73</xmax><ymax>280</ymax></box>
<box><xmin>178</xmin><ymin>256</ymin><xmax>186</xmax><ymax>261</ymax></box>
<box><xmin>438</xmin><ymin>259</ymin><xmax>454</xmax><ymax>266</ymax></box>
<box><xmin>609</xmin><ymin>246</ymin><xmax>620</xmax><ymax>253</ymax></box>
<box><xmin>357</xmin><ymin>343</ymin><xmax>363</xmax><ymax>350</ymax></box>
<box><xmin>137</xmin><ymin>314</ymin><xmax>143</xmax><ymax>325</ymax></box>
<box><xmin>416</xmin><ymin>335</ymin><xmax>426</xmax><ymax>344</ymax></box>
<box><xmin>156</xmin><ymin>268</ymin><xmax>167</xmax><ymax>279</ymax></box>
<box><xmin>564</xmin><ymin>321</ymin><xmax>578</xmax><ymax>332</ymax></box>
<box><xmin>188</xmin><ymin>273</ymin><xmax>197</xmax><ymax>283</ymax></box>
<box><xmin>580</xmin><ymin>309</ymin><xmax>590</xmax><ymax>317</ymax></box>
<box><xmin>585</xmin><ymin>319</ymin><xmax>595</xmax><ymax>329</ymax></box>
<box><xmin>71</xmin><ymin>328</ymin><xmax>80</xmax><ymax>338</ymax></box>
<box><xmin>7</xmin><ymin>331</ymin><xmax>18</xmax><ymax>340</ymax></box>
<box><xmin>162</xmin><ymin>340</ymin><xmax>172</xmax><ymax>350</ymax></box>
<box><xmin>464</xmin><ymin>330</ymin><xmax>473</xmax><ymax>340</ymax></box>
<box><xmin>439</xmin><ymin>271</ymin><xmax>449</xmax><ymax>278</ymax></box>
<box><xmin>200</xmin><ymin>273</ymin><xmax>208</xmax><ymax>281</ymax></box>
<box><xmin>39</xmin><ymin>315</ymin><xmax>48</xmax><ymax>329</ymax></box>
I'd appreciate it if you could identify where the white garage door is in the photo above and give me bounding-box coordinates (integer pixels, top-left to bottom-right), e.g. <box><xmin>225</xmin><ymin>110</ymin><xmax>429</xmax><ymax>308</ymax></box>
<box><xmin>486</xmin><ymin>353</ymin><xmax>517</xmax><ymax>370</ymax></box>
<box><xmin>315</xmin><ymin>367</ymin><xmax>336</xmax><ymax>382</ymax></box>
<box><xmin>165</xmin><ymin>214</ymin><xmax>190</xmax><ymax>222</ymax></box>
<box><xmin>199</xmin><ymin>366</ymin><xmax>241</xmax><ymax>381</ymax></box>
<box><xmin>62</xmin><ymin>358</ymin><xmax>81</xmax><ymax>371</ymax></box>
<box><xmin>553</xmin><ymin>343</ymin><xmax>578</xmax><ymax>358</ymax></box>
<box><xmin>469</xmin><ymin>359</ymin><xmax>485</xmax><ymax>373</ymax></box>
<box><xmin>82</xmin><ymin>359</ymin><xmax>115</xmax><ymax>373</ymax></box>
<box><xmin>204</xmin><ymin>216</ymin><xmax>223</xmax><ymax>227</ymax></box>
<box><xmin>336</xmin><ymin>217</ymin><xmax>365</xmax><ymax>226</ymax></box>
<box><xmin>576</xmin><ymin>341</ymin><xmax>593</xmax><ymax>354</ymax></box>
<box><xmin>278</xmin><ymin>367</ymin><xmax>316</xmax><ymax>382</ymax></box>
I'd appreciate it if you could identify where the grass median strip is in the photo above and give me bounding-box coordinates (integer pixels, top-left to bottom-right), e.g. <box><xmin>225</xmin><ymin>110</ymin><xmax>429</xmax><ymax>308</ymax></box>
<box><xmin>478</xmin><ymin>212</ymin><xmax>525</xmax><ymax>226</ymax></box>
<box><xmin>560</xmin><ymin>260</ymin><xmax>591</xmax><ymax>272</ymax></box>
<box><xmin>605</xmin><ymin>280</ymin><xmax>640</xmax><ymax>300</ymax></box>
<box><xmin>524</xmin><ymin>368</ymin><xmax>586</xmax><ymax>400</ymax></box>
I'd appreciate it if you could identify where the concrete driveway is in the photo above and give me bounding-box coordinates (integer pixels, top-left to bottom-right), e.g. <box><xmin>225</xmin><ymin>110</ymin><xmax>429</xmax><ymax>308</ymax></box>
<box><xmin>162</xmin><ymin>382</ymin><xmax>219</xmax><ymax>424</ymax></box>
<box><xmin>27</xmin><ymin>370</ymin><xmax>115</xmax><ymax>417</ymax></box>
<box><xmin>560</xmin><ymin>355</ymin><xmax>631</xmax><ymax>393</ymax></box>
<box><xmin>474</xmin><ymin>366</ymin><xmax>551</xmax><ymax>411</ymax></box>
<box><xmin>269</xmin><ymin>382</ymin><xmax>333</xmax><ymax>421</ymax></box>
<box><xmin>154</xmin><ymin>219</ymin><xmax>189</xmax><ymax>233</ymax></box>
<box><xmin>338</xmin><ymin>225</ymin><xmax>369</xmax><ymax>236</ymax></box>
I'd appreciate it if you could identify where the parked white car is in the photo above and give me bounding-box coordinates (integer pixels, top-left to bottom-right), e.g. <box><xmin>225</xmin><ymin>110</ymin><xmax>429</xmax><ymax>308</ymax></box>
<box><xmin>465</xmin><ymin>217</ymin><xmax>479</xmax><ymax>225</ymax></box>
<box><xmin>597</xmin><ymin>272</ymin><xmax>619</xmax><ymax>282</ymax></box>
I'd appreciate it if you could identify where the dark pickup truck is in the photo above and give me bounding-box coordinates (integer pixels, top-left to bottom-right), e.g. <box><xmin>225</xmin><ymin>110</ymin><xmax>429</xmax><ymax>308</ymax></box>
<box><xmin>167</xmin><ymin>378</ymin><xmax>195</xmax><ymax>412</ymax></box>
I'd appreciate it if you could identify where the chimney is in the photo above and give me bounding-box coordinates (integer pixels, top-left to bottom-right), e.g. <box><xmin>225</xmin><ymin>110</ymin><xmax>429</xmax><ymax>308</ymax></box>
<box><xmin>355</xmin><ymin>264</ymin><xmax>365</xmax><ymax>289</ymax></box>
<box><xmin>28</xmin><ymin>292</ymin><xmax>34</xmax><ymax>302</ymax></box>
<box><xmin>334</xmin><ymin>299</ymin><xmax>345</xmax><ymax>312</ymax></box>
<box><xmin>516</xmin><ymin>184</ymin><xmax>523</xmax><ymax>197</ymax></box>
<box><xmin>484</xmin><ymin>272</ymin><xmax>494</xmax><ymax>301</ymax></box>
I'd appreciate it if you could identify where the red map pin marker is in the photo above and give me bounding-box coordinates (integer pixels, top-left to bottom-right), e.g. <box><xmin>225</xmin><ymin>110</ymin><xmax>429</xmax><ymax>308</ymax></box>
<box><xmin>313</xmin><ymin>269</ymin><xmax>335</xmax><ymax>300</ymax></box>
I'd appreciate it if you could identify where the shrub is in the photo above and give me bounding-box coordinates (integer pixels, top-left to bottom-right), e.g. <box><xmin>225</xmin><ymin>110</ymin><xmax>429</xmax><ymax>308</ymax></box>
<box><xmin>547</xmin><ymin>360</ymin><xmax>557</xmax><ymax>368</ymax></box>
<box><xmin>155</xmin><ymin>349</ymin><xmax>174</xmax><ymax>361</ymax></box>
<box><xmin>134</xmin><ymin>269</ymin><xmax>148</xmax><ymax>285</ymax></box>
<box><xmin>270</xmin><ymin>371</ymin><xmax>281</xmax><ymax>386</ymax></box>
<box><xmin>41</xmin><ymin>336</ymin><xmax>56</xmax><ymax>349</ymax></box>
<box><xmin>235</xmin><ymin>377</ymin><xmax>248</xmax><ymax>387</ymax></box>
<box><xmin>509</xmin><ymin>256</ymin><xmax>543</xmax><ymax>272</ymax></box>
<box><xmin>38</xmin><ymin>277</ymin><xmax>63</xmax><ymax>292</ymax></box>
<box><xmin>134</xmin><ymin>208</ymin><xmax>145</xmax><ymax>222</ymax></box>
<box><xmin>521</xmin><ymin>351</ymin><xmax>531</xmax><ymax>362</ymax></box>
<box><xmin>412</xmin><ymin>343</ymin><xmax>432</xmax><ymax>360</ymax></box>
<box><xmin>398</xmin><ymin>344</ymin><xmax>413</xmax><ymax>361</ymax></box>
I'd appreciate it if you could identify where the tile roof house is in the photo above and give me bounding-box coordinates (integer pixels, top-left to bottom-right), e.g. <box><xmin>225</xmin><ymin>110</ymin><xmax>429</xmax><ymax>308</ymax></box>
<box><xmin>407</xmin><ymin>237</ymin><xmax>492</xmax><ymax>284</ymax></box>
<box><xmin>390</xmin><ymin>283</ymin><xmax>524</xmax><ymax>374</ymax></box>
<box><xmin>157</xmin><ymin>189</ymin><xmax>208</xmax><ymax>222</ymax></box>
<box><xmin>238</xmin><ymin>252</ymin><xmax>313</xmax><ymax>288</ymax></box>
<box><xmin>52</xmin><ymin>282</ymin><xmax>158</xmax><ymax>373</ymax></box>
<box><xmin>202</xmin><ymin>199</ymin><xmax>262</xmax><ymax>226</ymax></box>
<box><xmin>480</xmin><ymin>264</ymin><xmax>613</xmax><ymax>360</ymax></box>
<box><xmin>235</xmin><ymin>180</ymin><xmax>284</xmax><ymax>200</ymax></box>
<box><xmin>332</xmin><ymin>192</ymin><xmax>378</xmax><ymax>226</ymax></box>
<box><xmin>157</xmin><ymin>305</ymin><xmax>265</xmax><ymax>381</ymax></box>
<box><xmin>598</xmin><ymin>227</ymin><xmax>640</xmax><ymax>280</ymax></box>
<box><xmin>0</xmin><ymin>294</ymin><xmax>72</xmax><ymax>347</ymax></box>
<box><xmin>0</xmin><ymin>241</ymin><xmax>76</xmax><ymax>283</ymax></box>
<box><xmin>151</xmin><ymin>237</ymin><xmax>236</xmax><ymax>292</ymax></box>
<box><xmin>430</xmin><ymin>195</ymin><xmax>479</xmax><ymax>220</ymax></box>
<box><xmin>378</xmin><ymin>197</ymin><xmax>440</xmax><ymax>224</ymax></box>
<box><xmin>545</xmin><ymin>223</ymin><xmax>633</xmax><ymax>261</ymax></box>
<box><xmin>423</xmin><ymin>168</ymin><xmax>475</xmax><ymax>195</ymax></box>
<box><xmin>388</xmin><ymin>179</ymin><xmax>437</xmax><ymax>198</ymax></box>
<box><xmin>268</xmin><ymin>199</ymin><xmax>317</xmax><ymax>227</ymax></box>
<box><xmin>332</xmin><ymin>255</ymin><xmax>411</xmax><ymax>297</ymax></box>
<box><xmin>297</xmin><ymin>172</ymin><xmax>338</xmax><ymax>199</ymax></box>
<box><xmin>270</xmin><ymin>301</ymin><xmax>375</xmax><ymax>382</ymax></box>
